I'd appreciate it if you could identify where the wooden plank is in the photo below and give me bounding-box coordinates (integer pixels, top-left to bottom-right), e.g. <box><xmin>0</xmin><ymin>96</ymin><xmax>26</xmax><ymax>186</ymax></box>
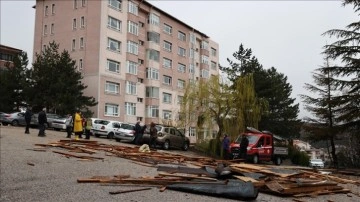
<box><xmin>158</xmin><ymin>172</ymin><xmax>218</xmax><ymax>181</ymax></box>
<box><xmin>109</xmin><ymin>187</ymin><xmax>151</xmax><ymax>195</ymax></box>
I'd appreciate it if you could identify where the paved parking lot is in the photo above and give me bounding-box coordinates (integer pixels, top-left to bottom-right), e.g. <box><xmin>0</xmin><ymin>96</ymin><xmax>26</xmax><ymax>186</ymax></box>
<box><xmin>1</xmin><ymin>125</ymin><xmax>359</xmax><ymax>202</ymax></box>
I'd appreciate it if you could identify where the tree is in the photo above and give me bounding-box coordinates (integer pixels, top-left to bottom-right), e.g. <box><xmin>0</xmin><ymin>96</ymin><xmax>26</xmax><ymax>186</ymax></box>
<box><xmin>0</xmin><ymin>51</ymin><xmax>29</xmax><ymax>112</ymax></box>
<box><xmin>220</xmin><ymin>44</ymin><xmax>300</xmax><ymax>138</ymax></box>
<box><xmin>29</xmin><ymin>42</ymin><xmax>97</xmax><ymax>115</ymax></box>
<box><xmin>301</xmin><ymin>58</ymin><xmax>340</xmax><ymax>168</ymax></box>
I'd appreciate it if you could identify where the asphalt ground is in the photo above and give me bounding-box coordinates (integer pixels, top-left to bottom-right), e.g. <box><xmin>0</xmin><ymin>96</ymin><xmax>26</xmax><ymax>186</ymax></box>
<box><xmin>1</xmin><ymin>125</ymin><xmax>359</xmax><ymax>202</ymax></box>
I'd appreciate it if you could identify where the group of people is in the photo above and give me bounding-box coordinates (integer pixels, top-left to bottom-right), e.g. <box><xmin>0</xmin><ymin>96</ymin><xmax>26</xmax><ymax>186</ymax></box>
<box><xmin>24</xmin><ymin>107</ymin><xmax>47</xmax><ymax>137</ymax></box>
<box><xmin>133</xmin><ymin>121</ymin><xmax>158</xmax><ymax>148</ymax></box>
<box><xmin>222</xmin><ymin>133</ymin><xmax>249</xmax><ymax>160</ymax></box>
<box><xmin>65</xmin><ymin>109</ymin><xmax>92</xmax><ymax>140</ymax></box>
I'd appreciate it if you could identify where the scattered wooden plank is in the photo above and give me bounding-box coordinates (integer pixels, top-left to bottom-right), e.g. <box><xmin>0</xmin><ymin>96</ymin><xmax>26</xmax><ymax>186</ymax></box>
<box><xmin>27</xmin><ymin>162</ymin><xmax>35</xmax><ymax>166</ymax></box>
<box><xmin>109</xmin><ymin>187</ymin><xmax>151</xmax><ymax>195</ymax></box>
<box><xmin>158</xmin><ymin>172</ymin><xmax>218</xmax><ymax>181</ymax></box>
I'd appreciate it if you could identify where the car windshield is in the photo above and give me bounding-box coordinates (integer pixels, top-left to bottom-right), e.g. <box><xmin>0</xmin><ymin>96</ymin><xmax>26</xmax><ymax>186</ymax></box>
<box><xmin>121</xmin><ymin>124</ymin><xmax>134</xmax><ymax>130</ymax></box>
<box><xmin>235</xmin><ymin>135</ymin><xmax>258</xmax><ymax>144</ymax></box>
<box><xmin>94</xmin><ymin>120</ymin><xmax>109</xmax><ymax>125</ymax></box>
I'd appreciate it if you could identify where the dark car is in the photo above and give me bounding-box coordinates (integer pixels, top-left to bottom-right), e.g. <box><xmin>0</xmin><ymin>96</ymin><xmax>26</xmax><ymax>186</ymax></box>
<box><xmin>143</xmin><ymin>125</ymin><xmax>190</xmax><ymax>151</ymax></box>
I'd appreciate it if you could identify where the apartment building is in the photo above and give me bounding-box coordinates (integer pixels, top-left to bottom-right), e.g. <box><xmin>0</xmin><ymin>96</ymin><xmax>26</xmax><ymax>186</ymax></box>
<box><xmin>33</xmin><ymin>0</ymin><xmax>219</xmax><ymax>131</ymax></box>
<box><xmin>0</xmin><ymin>44</ymin><xmax>22</xmax><ymax>69</ymax></box>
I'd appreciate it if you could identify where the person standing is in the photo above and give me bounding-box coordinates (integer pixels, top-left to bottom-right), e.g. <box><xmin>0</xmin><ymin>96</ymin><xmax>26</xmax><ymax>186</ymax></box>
<box><xmin>84</xmin><ymin>117</ymin><xmax>92</xmax><ymax>140</ymax></box>
<box><xmin>73</xmin><ymin>110</ymin><xmax>83</xmax><ymax>140</ymax></box>
<box><xmin>239</xmin><ymin>135</ymin><xmax>249</xmax><ymax>160</ymax></box>
<box><xmin>24</xmin><ymin>107</ymin><xmax>32</xmax><ymax>134</ymax></box>
<box><xmin>65</xmin><ymin>114</ymin><xmax>73</xmax><ymax>138</ymax></box>
<box><xmin>38</xmin><ymin>108</ymin><xmax>47</xmax><ymax>137</ymax></box>
<box><xmin>222</xmin><ymin>134</ymin><xmax>230</xmax><ymax>160</ymax></box>
<box><xmin>149</xmin><ymin>122</ymin><xmax>158</xmax><ymax>148</ymax></box>
<box><xmin>134</xmin><ymin>120</ymin><xmax>144</xmax><ymax>145</ymax></box>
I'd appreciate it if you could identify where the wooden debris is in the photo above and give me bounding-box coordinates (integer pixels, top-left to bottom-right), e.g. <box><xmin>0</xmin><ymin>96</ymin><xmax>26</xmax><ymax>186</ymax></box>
<box><xmin>109</xmin><ymin>187</ymin><xmax>151</xmax><ymax>195</ymax></box>
<box><xmin>27</xmin><ymin>162</ymin><xmax>35</xmax><ymax>166</ymax></box>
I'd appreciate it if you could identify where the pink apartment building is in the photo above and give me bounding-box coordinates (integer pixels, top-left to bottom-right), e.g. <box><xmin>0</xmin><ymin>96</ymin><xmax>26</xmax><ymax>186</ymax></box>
<box><xmin>33</xmin><ymin>0</ymin><xmax>219</xmax><ymax>136</ymax></box>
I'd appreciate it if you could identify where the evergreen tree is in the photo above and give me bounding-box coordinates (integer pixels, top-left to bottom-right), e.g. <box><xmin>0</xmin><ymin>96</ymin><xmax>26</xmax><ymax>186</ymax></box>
<box><xmin>29</xmin><ymin>42</ymin><xmax>97</xmax><ymax>115</ymax></box>
<box><xmin>301</xmin><ymin>58</ymin><xmax>340</xmax><ymax>168</ymax></box>
<box><xmin>0</xmin><ymin>51</ymin><xmax>29</xmax><ymax>112</ymax></box>
<box><xmin>220</xmin><ymin>44</ymin><xmax>300</xmax><ymax>138</ymax></box>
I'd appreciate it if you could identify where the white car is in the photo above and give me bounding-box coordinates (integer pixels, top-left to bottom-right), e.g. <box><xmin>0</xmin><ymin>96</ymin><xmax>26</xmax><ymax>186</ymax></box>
<box><xmin>309</xmin><ymin>159</ymin><xmax>325</xmax><ymax>168</ymax></box>
<box><xmin>114</xmin><ymin>123</ymin><xmax>135</xmax><ymax>143</ymax></box>
<box><xmin>91</xmin><ymin>119</ymin><xmax>121</xmax><ymax>139</ymax></box>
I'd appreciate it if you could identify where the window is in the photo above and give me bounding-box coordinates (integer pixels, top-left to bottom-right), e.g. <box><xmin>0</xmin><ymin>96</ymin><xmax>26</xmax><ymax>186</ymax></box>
<box><xmin>163</xmin><ymin>110</ymin><xmax>172</xmax><ymax>120</ymax></box>
<box><xmin>163</xmin><ymin>75</ymin><xmax>172</xmax><ymax>85</ymax></box>
<box><xmin>108</xmin><ymin>0</ymin><xmax>121</xmax><ymax>10</ymax></box>
<box><xmin>45</xmin><ymin>5</ymin><xmax>48</xmax><ymax>16</ymax></box>
<box><xmin>163</xmin><ymin>41</ymin><xmax>172</xmax><ymax>52</ymax></box>
<box><xmin>138</xmin><ymin>59</ymin><xmax>144</xmax><ymax>65</ymax></box>
<box><xmin>126</xmin><ymin>81</ymin><xmax>137</xmax><ymax>95</ymax></box>
<box><xmin>146</xmin><ymin>68</ymin><xmax>159</xmax><ymax>80</ymax></box>
<box><xmin>189</xmin><ymin>49</ymin><xmax>195</xmax><ymax>58</ymax></box>
<box><xmin>211</xmin><ymin>48</ymin><xmax>217</xmax><ymax>56</ymax></box>
<box><xmin>51</xmin><ymin>4</ymin><xmax>55</xmax><ymax>14</ymax></box>
<box><xmin>78</xmin><ymin>17</ymin><xmax>84</xmax><ymax>29</ymax></box>
<box><xmin>163</xmin><ymin>58</ymin><xmax>172</xmax><ymax>69</ymax></box>
<box><xmin>178</xmin><ymin>31</ymin><xmax>186</xmax><ymax>41</ymax></box>
<box><xmin>189</xmin><ymin>127</ymin><xmax>196</xmax><ymax>136</ymax></box>
<box><xmin>149</xmin><ymin>13</ymin><xmax>159</xmax><ymax>26</ymax></box>
<box><xmin>50</xmin><ymin>23</ymin><xmax>54</xmax><ymax>34</ymax></box>
<box><xmin>72</xmin><ymin>39</ymin><xmax>76</xmax><ymax>51</ymax></box>
<box><xmin>211</xmin><ymin>61</ymin><xmax>217</xmax><ymax>70</ymax></box>
<box><xmin>43</xmin><ymin>25</ymin><xmax>48</xmax><ymax>35</ymax></box>
<box><xmin>108</xmin><ymin>38</ymin><xmax>121</xmax><ymax>52</ymax></box>
<box><xmin>201</xmin><ymin>55</ymin><xmax>209</xmax><ymax>64</ymax></box>
<box><xmin>79</xmin><ymin>59</ymin><xmax>83</xmax><ymax>70</ymax></box>
<box><xmin>128</xmin><ymin>21</ymin><xmax>138</xmax><ymax>35</ymax></box>
<box><xmin>126</xmin><ymin>60</ymin><xmax>138</xmax><ymax>75</ymax></box>
<box><xmin>147</xmin><ymin>32</ymin><xmax>160</xmax><ymax>44</ymax></box>
<box><xmin>189</xmin><ymin>64</ymin><xmax>195</xmax><ymax>73</ymax></box>
<box><xmin>108</xmin><ymin>16</ymin><xmax>121</xmax><ymax>31</ymax></box>
<box><xmin>145</xmin><ymin>87</ymin><xmax>159</xmax><ymax>98</ymax></box>
<box><xmin>163</xmin><ymin>23</ymin><xmax>172</xmax><ymax>34</ymax></box>
<box><xmin>80</xmin><ymin>37</ymin><xmax>84</xmax><ymax>49</ymax></box>
<box><xmin>81</xmin><ymin>0</ymin><xmax>86</xmax><ymax>7</ymax></box>
<box><xmin>128</xmin><ymin>1</ymin><xmax>138</xmax><ymax>15</ymax></box>
<box><xmin>201</xmin><ymin>69</ymin><xmax>209</xmax><ymax>78</ymax></box>
<box><xmin>177</xmin><ymin>95</ymin><xmax>183</xmax><ymax>104</ymax></box>
<box><xmin>163</xmin><ymin>93</ymin><xmax>172</xmax><ymax>103</ymax></box>
<box><xmin>201</xmin><ymin>41</ymin><xmax>209</xmax><ymax>50</ymax></box>
<box><xmin>73</xmin><ymin>18</ymin><xmax>77</xmax><ymax>30</ymax></box>
<box><xmin>125</xmin><ymin>102</ymin><xmax>136</xmax><ymax>116</ymax></box>
<box><xmin>177</xmin><ymin>79</ymin><xmax>185</xmax><ymax>89</ymax></box>
<box><xmin>146</xmin><ymin>105</ymin><xmax>159</xmax><ymax>118</ymax></box>
<box><xmin>178</xmin><ymin>47</ymin><xmax>186</xmax><ymax>57</ymax></box>
<box><xmin>178</xmin><ymin>63</ymin><xmax>186</xmax><ymax>73</ymax></box>
<box><xmin>190</xmin><ymin>33</ymin><xmax>195</xmax><ymax>44</ymax></box>
<box><xmin>105</xmin><ymin>103</ymin><xmax>119</xmax><ymax>116</ymax></box>
<box><xmin>127</xmin><ymin>41</ymin><xmax>138</xmax><ymax>55</ymax></box>
<box><xmin>147</xmin><ymin>49</ymin><xmax>159</xmax><ymax>61</ymax></box>
<box><xmin>105</xmin><ymin>81</ymin><xmax>120</xmax><ymax>94</ymax></box>
<box><xmin>74</xmin><ymin>0</ymin><xmax>78</xmax><ymax>9</ymax></box>
<box><xmin>107</xmin><ymin>59</ymin><xmax>120</xmax><ymax>73</ymax></box>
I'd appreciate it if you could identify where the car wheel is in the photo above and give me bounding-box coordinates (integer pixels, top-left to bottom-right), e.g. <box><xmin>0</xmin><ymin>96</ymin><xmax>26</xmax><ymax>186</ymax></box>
<box><xmin>163</xmin><ymin>140</ymin><xmax>170</xmax><ymax>150</ymax></box>
<box><xmin>182</xmin><ymin>142</ymin><xmax>189</xmax><ymax>151</ymax></box>
<box><xmin>95</xmin><ymin>134</ymin><xmax>100</xmax><ymax>138</ymax></box>
<box><xmin>253</xmin><ymin>155</ymin><xmax>259</xmax><ymax>164</ymax></box>
<box><xmin>54</xmin><ymin>128</ymin><xmax>60</xmax><ymax>131</ymax></box>
<box><xmin>11</xmin><ymin>120</ymin><xmax>19</xmax><ymax>126</ymax></box>
<box><xmin>115</xmin><ymin>138</ymin><xmax>120</xmax><ymax>142</ymax></box>
<box><xmin>274</xmin><ymin>156</ymin><xmax>282</xmax><ymax>165</ymax></box>
<box><xmin>2</xmin><ymin>123</ymin><xmax>8</xmax><ymax>126</ymax></box>
<box><xmin>107</xmin><ymin>132</ymin><xmax>114</xmax><ymax>139</ymax></box>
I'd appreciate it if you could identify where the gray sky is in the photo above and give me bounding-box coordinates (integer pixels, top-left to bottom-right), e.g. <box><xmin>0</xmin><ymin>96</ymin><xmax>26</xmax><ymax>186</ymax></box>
<box><xmin>1</xmin><ymin>0</ymin><xmax>358</xmax><ymax>119</ymax></box>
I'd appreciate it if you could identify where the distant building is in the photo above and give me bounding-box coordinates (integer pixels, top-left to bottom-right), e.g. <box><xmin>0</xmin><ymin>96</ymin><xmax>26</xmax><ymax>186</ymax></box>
<box><xmin>293</xmin><ymin>139</ymin><xmax>328</xmax><ymax>161</ymax></box>
<box><xmin>32</xmin><ymin>0</ymin><xmax>219</xmax><ymax>137</ymax></box>
<box><xmin>0</xmin><ymin>44</ymin><xmax>22</xmax><ymax>69</ymax></box>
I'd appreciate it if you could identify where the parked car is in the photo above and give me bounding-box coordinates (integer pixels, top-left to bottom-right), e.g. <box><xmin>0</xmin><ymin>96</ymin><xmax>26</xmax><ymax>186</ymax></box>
<box><xmin>51</xmin><ymin>116</ymin><xmax>67</xmax><ymax>131</ymax></box>
<box><xmin>143</xmin><ymin>125</ymin><xmax>190</xmax><ymax>151</ymax></box>
<box><xmin>309</xmin><ymin>159</ymin><xmax>325</xmax><ymax>168</ymax></box>
<box><xmin>114</xmin><ymin>123</ymin><xmax>135</xmax><ymax>142</ymax></box>
<box><xmin>91</xmin><ymin>119</ymin><xmax>121</xmax><ymax>139</ymax></box>
<box><xmin>0</xmin><ymin>112</ymin><xmax>9</xmax><ymax>125</ymax></box>
<box><xmin>31</xmin><ymin>113</ymin><xmax>63</xmax><ymax>129</ymax></box>
<box><xmin>1</xmin><ymin>112</ymin><xmax>27</xmax><ymax>126</ymax></box>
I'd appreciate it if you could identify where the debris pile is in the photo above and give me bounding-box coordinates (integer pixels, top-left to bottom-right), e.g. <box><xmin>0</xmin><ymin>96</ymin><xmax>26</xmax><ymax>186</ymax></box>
<box><xmin>33</xmin><ymin>139</ymin><xmax>360</xmax><ymax>200</ymax></box>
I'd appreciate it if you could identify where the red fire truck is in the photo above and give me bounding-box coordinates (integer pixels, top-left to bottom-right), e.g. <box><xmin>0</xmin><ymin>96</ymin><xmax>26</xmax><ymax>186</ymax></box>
<box><xmin>229</xmin><ymin>127</ymin><xmax>288</xmax><ymax>165</ymax></box>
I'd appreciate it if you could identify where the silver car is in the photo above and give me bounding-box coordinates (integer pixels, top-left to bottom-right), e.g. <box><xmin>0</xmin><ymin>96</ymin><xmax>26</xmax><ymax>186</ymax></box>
<box><xmin>91</xmin><ymin>119</ymin><xmax>121</xmax><ymax>139</ymax></box>
<box><xmin>51</xmin><ymin>116</ymin><xmax>67</xmax><ymax>131</ymax></box>
<box><xmin>114</xmin><ymin>123</ymin><xmax>135</xmax><ymax>142</ymax></box>
<box><xmin>1</xmin><ymin>112</ymin><xmax>27</xmax><ymax>126</ymax></box>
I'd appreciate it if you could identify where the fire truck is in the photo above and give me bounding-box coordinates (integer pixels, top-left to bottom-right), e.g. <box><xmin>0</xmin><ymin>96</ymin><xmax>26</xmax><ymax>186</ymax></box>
<box><xmin>229</xmin><ymin>127</ymin><xmax>288</xmax><ymax>165</ymax></box>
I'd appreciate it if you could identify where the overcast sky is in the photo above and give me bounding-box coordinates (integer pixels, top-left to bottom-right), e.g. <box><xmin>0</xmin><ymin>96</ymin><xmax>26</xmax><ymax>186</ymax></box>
<box><xmin>1</xmin><ymin>0</ymin><xmax>358</xmax><ymax>119</ymax></box>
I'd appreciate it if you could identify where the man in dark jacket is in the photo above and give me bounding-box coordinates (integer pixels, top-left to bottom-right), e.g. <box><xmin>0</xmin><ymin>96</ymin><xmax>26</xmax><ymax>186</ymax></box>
<box><xmin>38</xmin><ymin>108</ymin><xmax>47</xmax><ymax>137</ymax></box>
<box><xmin>134</xmin><ymin>120</ymin><xmax>145</xmax><ymax>145</ymax></box>
<box><xmin>24</xmin><ymin>107</ymin><xmax>32</xmax><ymax>134</ymax></box>
<box><xmin>222</xmin><ymin>134</ymin><xmax>230</xmax><ymax>160</ymax></box>
<box><xmin>239</xmin><ymin>135</ymin><xmax>249</xmax><ymax>160</ymax></box>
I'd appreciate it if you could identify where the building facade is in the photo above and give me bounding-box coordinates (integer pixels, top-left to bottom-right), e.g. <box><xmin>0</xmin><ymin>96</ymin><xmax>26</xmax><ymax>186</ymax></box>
<box><xmin>0</xmin><ymin>44</ymin><xmax>22</xmax><ymax>69</ymax></box>
<box><xmin>33</xmin><ymin>0</ymin><xmax>219</xmax><ymax>132</ymax></box>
